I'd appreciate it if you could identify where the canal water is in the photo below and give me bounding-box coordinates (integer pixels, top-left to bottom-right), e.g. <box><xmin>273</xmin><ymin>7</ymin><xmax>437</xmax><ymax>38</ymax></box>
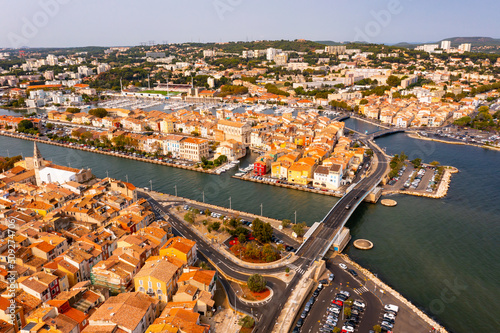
<box><xmin>1</xmin><ymin>110</ymin><xmax>498</xmax><ymax>332</ymax></box>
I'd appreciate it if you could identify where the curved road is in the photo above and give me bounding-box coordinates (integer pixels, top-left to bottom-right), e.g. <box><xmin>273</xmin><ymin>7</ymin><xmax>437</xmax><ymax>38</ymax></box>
<box><xmin>139</xmin><ymin>139</ymin><xmax>388</xmax><ymax>332</ymax></box>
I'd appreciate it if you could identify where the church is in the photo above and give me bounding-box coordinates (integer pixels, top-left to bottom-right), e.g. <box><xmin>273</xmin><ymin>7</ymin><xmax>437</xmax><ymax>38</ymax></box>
<box><xmin>24</xmin><ymin>143</ymin><xmax>93</xmax><ymax>185</ymax></box>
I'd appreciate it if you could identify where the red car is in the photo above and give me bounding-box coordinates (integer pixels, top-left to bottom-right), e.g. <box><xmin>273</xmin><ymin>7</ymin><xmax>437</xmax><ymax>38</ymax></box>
<box><xmin>332</xmin><ymin>299</ymin><xmax>343</xmax><ymax>307</ymax></box>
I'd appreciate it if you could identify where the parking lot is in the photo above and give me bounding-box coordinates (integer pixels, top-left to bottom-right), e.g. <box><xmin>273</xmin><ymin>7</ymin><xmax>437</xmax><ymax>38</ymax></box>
<box><xmin>384</xmin><ymin>164</ymin><xmax>440</xmax><ymax>194</ymax></box>
<box><xmin>295</xmin><ymin>257</ymin><xmax>440</xmax><ymax>333</ymax></box>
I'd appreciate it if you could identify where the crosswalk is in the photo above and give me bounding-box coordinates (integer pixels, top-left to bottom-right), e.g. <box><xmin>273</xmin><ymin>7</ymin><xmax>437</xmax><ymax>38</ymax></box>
<box><xmin>354</xmin><ymin>286</ymin><xmax>369</xmax><ymax>295</ymax></box>
<box><xmin>288</xmin><ymin>263</ymin><xmax>306</xmax><ymax>275</ymax></box>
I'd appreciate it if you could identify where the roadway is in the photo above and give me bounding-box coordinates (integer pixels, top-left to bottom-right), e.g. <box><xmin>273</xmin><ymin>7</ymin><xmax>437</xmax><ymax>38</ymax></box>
<box><xmin>140</xmin><ymin>194</ymin><xmax>309</xmax><ymax>333</ymax></box>
<box><xmin>138</xmin><ymin>138</ymin><xmax>389</xmax><ymax>332</ymax></box>
<box><xmin>297</xmin><ymin>139</ymin><xmax>388</xmax><ymax>261</ymax></box>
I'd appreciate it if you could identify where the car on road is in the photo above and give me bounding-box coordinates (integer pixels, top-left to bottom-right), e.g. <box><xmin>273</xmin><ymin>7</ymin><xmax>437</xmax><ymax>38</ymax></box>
<box><xmin>328</xmin><ymin>273</ymin><xmax>335</xmax><ymax>282</ymax></box>
<box><xmin>353</xmin><ymin>300</ymin><xmax>365</xmax><ymax>309</ymax></box>
<box><xmin>313</xmin><ymin>290</ymin><xmax>320</xmax><ymax>297</ymax></box>
<box><xmin>339</xmin><ymin>290</ymin><xmax>350</xmax><ymax>298</ymax></box>
<box><xmin>296</xmin><ymin>318</ymin><xmax>303</xmax><ymax>327</ymax></box>
<box><xmin>345</xmin><ymin>205</ymin><xmax>351</xmax><ymax>210</ymax></box>
<box><xmin>383</xmin><ymin>312</ymin><xmax>396</xmax><ymax>321</ymax></box>
<box><xmin>300</xmin><ymin>310</ymin><xmax>308</xmax><ymax>319</ymax></box>
<box><xmin>342</xmin><ymin>325</ymin><xmax>355</xmax><ymax>332</ymax></box>
<box><xmin>339</xmin><ymin>263</ymin><xmax>347</xmax><ymax>270</ymax></box>
<box><xmin>381</xmin><ymin>321</ymin><xmax>394</xmax><ymax>329</ymax></box>
<box><xmin>347</xmin><ymin>269</ymin><xmax>358</xmax><ymax>277</ymax></box>
<box><xmin>332</xmin><ymin>299</ymin><xmax>343</xmax><ymax>307</ymax></box>
<box><xmin>328</xmin><ymin>307</ymin><xmax>341</xmax><ymax>314</ymax></box>
<box><xmin>384</xmin><ymin>304</ymin><xmax>399</xmax><ymax>313</ymax></box>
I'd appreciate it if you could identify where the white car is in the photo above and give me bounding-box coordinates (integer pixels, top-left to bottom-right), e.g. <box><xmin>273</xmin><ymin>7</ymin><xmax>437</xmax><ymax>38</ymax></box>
<box><xmin>384</xmin><ymin>312</ymin><xmax>396</xmax><ymax>321</ymax></box>
<box><xmin>384</xmin><ymin>304</ymin><xmax>399</xmax><ymax>313</ymax></box>
<box><xmin>353</xmin><ymin>300</ymin><xmax>366</xmax><ymax>309</ymax></box>
<box><xmin>339</xmin><ymin>263</ymin><xmax>347</xmax><ymax>270</ymax></box>
<box><xmin>342</xmin><ymin>325</ymin><xmax>355</xmax><ymax>332</ymax></box>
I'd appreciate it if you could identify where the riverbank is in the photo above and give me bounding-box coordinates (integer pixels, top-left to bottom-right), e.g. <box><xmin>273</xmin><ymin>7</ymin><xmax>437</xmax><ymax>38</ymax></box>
<box><xmin>408</xmin><ymin>132</ymin><xmax>500</xmax><ymax>152</ymax></box>
<box><xmin>0</xmin><ymin>131</ymin><xmax>217</xmax><ymax>174</ymax></box>
<box><xmin>232</xmin><ymin>174</ymin><xmax>344</xmax><ymax>198</ymax></box>
<box><xmin>347</xmin><ymin>114</ymin><xmax>390</xmax><ymax>129</ymax></box>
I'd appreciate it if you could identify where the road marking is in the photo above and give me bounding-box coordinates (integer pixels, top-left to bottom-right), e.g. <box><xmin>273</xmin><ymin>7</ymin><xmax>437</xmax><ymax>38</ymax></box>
<box><xmin>354</xmin><ymin>286</ymin><xmax>369</xmax><ymax>295</ymax></box>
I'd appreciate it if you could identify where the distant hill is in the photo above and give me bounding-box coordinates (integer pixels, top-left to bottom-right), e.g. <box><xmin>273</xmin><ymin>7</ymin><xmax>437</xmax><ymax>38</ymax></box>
<box><xmin>201</xmin><ymin>40</ymin><xmax>324</xmax><ymax>53</ymax></box>
<box><xmin>314</xmin><ymin>40</ymin><xmax>346</xmax><ymax>46</ymax></box>
<box><xmin>440</xmin><ymin>37</ymin><xmax>500</xmax><ymax>47</ymax></box>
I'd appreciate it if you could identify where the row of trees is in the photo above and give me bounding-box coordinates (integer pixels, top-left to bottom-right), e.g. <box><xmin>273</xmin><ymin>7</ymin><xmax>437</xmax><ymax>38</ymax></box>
<box><xmin>454</xmin><ymin>105</ymin><xmax>500</xmax><ymax>131</ymax></box>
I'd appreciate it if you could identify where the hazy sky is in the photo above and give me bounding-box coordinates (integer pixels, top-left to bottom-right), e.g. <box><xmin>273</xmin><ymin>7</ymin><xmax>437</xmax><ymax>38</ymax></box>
<box><xmin>0</xmin><ymin>0</ymin><xmax>498</xmax><ymax>48</ymax></box>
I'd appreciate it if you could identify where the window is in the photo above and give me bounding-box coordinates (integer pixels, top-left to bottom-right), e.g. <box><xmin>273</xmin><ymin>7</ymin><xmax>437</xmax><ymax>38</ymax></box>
<box><xmin>148</xmin><ymin>281</ymin><xmax>152</xmax><ymax>288</ymax></box>
<box><xmin>157</xmin><ymin>282</ymin><xmax>161</xmax><ymax>289</ymax></box>
<box><xmin>139</xmin><ymin>280</ymin><xmax>143</xmax><ymax>286</ymax></box>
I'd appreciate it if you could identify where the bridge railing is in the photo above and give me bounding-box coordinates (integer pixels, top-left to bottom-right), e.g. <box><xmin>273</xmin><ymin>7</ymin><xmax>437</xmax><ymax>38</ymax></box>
<box><xmin>318</xmin><ymin>179</ymin><xmax>380</xmax><ymax>258</ymax></box>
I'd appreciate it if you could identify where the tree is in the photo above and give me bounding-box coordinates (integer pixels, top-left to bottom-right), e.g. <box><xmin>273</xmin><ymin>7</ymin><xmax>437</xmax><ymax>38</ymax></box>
<box><xmin>373</xmin><ymin>325</ymin><xmax>382</xmax><ymax>333</ymax></box>
<box><xmin>411</xmin><ymin>158</ymin><xmax>422</xmax><ymax>168</ymax></box>
<box><xmin>89</xmin><ymin>108</ymin><xmax>108</xmax><ymax>118</ymax></box>
<box><xmin>292</xmin><ymin>222</ymin><xmax>307</xmax><ymax>237</ymax></box>
<box><xmin>333</xmin><ymin>328</ymin><xmax>341</xmax><ymax>333</ymax></box>
<box><xmin>184</xmin><ymin>212</ymin><xmax>194</xmax><ymax>224</ymax></box>
<box><xmin>344</xmin><ymin>307</ymin><xmax>351</xmax><ymax>317</ymax></box>
<box><xmin>66</xmin><ymin>107</ymin><xmax>80</xmax><ymax>113</ymax></box>
<box><xmin>251</xmin><ymin>218</ymin><xmax>273</xmax><ymax>243</ymax></box>
<box><xmin>281</xmin><ymin>219</ymin><xmax>291</xmax><ymax>228</ymax></box>
<box><xmin>238</xmin><ymin>233</ymin><xmax>247</xmax><ymax>244</ymax></box>
<box><xmin>205</xmin><ymin>208</ymin><xmax>211</xmax><ymax>216</ymax></box>
<box><xmin>262</xmin><ymin>244</ymin><xmax>278</xmax><ymax>262</ymax></box>
<box><xmin>386</xmin><ymin>75</ymin><xmax>401</xmax><ymax>87</ymax></box>
<box><xmin>359</xmin><ymin>98</ymin><xmax>369</xmax><ymax>105</ymax></box>
<box><xmin>238</xmin><ymin>315</ymin><xmax>255</xmax><ymax>328</ymax></box>
<box><xmin>45</xmin><ymin>123</ymin><xmax>54</xmax><ymax>129</ymax></box>
<box><xmin>285</xmin><ymin>267</ymin><xmax>290</xmax><ymax>274</ymax></box>
<box><xmin>430</xmin><ymin>161</ymin><xmax>440</xmax><ymax>166</ymax></box>
<box><xmin>17</xmin><ymin>119</ymin><xmax>34</xmax><ymax>132</ymax></box>
<box><xmin>211</xmin><ymin>221</ymin><xmax>221</xmax><ymax>231</ymax></box>
<box><xmin>247</xmin><ymin>274</ymin><xmax>266</xmax><ymax>293</ymax></box>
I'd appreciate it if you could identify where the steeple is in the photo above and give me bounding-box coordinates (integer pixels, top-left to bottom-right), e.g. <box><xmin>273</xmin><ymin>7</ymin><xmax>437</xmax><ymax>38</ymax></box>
<box><xmin>33</xmin><ymin>142</ymin><xmax>42</xmax><ymax>169</ymax></box>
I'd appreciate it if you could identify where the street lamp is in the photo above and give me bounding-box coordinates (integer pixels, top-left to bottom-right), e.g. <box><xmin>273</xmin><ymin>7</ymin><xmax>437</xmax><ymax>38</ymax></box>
<box><xmin>202</xmin><ymin>191</ymin><xmax>205</xmax><ymax>203</ymax></box>
<box><xmin>229</xmin><ymin>197</ymin><xmax>232</xmax><ymax>210</ymax></box>
<box><xmin>150</xmin><ymin>180</ymin><xmax>153</xmax><ymax>192</ymax></box>
<box><xmin>294</xmin><ymin>210</ymin><xmax>297</xmax><ymax>224</ymax></box>
<box><xmin>260</xmin><ymin>203</ymin><xmax>263</xmax><ymax>216</ymax></box>
<box><xmin>174</xmin><ymin>184</ymin><xmax>177</xmax><ymax>197</ymax></box>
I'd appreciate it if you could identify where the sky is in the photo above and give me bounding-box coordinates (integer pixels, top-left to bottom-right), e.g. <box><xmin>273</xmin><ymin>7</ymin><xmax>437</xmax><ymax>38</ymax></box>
<box><xmin>0</xmin><ymin>0</ymin><xmax>499</xmax><ymax>48</ymax></box>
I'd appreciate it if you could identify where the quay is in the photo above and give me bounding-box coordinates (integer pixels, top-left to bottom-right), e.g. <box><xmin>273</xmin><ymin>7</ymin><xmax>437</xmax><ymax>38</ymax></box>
<box><xmin>0</xmin><ymin>131</ymin><xmax>216</xmax><ymax>174</ymax></box>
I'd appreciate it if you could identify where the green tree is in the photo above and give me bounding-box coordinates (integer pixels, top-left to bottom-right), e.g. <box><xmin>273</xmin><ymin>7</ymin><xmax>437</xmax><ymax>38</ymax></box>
<box><xmin>17</xmin><ymin>119</ymin><xmax>34</xmax><ymax>132</ymax></box>
<box><xmin>359</xmin><ymin>98</ymin><xmax>369</xmax><ymax>105</ymax></box>
<box><xmin>238</xmin><ymin>315</ymin><xmax>255</xmax><ymax>328</ymax></box>
<box><xmin>262</xmin><ymin>244</ymin><xmax>278</xmax><ymax>262</ymax></box>
<box><xmin>430</xmin><ymin>161</ymin><xmax>440</xmax><ymax>166</ymax></box>
<box><xmin>292</xmin><ymin>222</ymin><xmax>307</xmax><ymax>237</ymax></box>
<box><xmin>45</xmin><ymin>123</ymin><xmax>54</xmax><ymax>129</ymax></box>
<box><xmin>205</xmin><ymin>208</ymin><xmax>211</xmax><ymax>216</ymax></box>
<box><xmin>281</xmin><ymin>219</ymin><xmax>291</xmax><ymax>228</ymax></box>
<box><xmin>238</xmin><ymin>233</ymin><xmax>247</xmax><ymax>244</ymax></box>
<box><xmin>184</xmin><ymin>212</ymin><xmax>194</xmax><ymax>224</ymax></box>
<box><xmin>373</xmin><ymin>325</ymin><xmax>382</xmax><ymax>333</ymax></box>
<box><xmin>211</xmin><ymin>221</ymin><xmax>221</xmax><ymax>231</ymax></box>
<box><xmin>285</xmin><ymin>267</ymin><xmax>290</xmax><ymax>274</ymax></box>
<box><xmin>66</xmin><ymin>107</ymin><xmax>80</xmax><ymax>113</ymax></box>
<box><xmin>251</xmin><ymin>218</ymin><xmax>273</xmax><ymax>243</ymax></box>
<box><xmin>333</xmin><ymin>328</ymin><xmax>341</xmax><ymax>333</ymax></box>
<box><xmin>89</xmin><ymin>108</ymin><xmax>108</xmax><ymax>118</ymax></box>
<box><xmin>386</xmin><ymin>75</ymin><xmax>401</xmax><ymax>87</ymax></box>
<box><xmin>411</xmin><ymin>158</ymin><xmax>422</xmax><ymax>168</ymax></box>
<box><xmin>247</xmin><ymin>274</ymin><xmax>267</xmax><ymax>292</ymax></box>
<box><xmin>344</xmin><ymin>307</ymin><xmax>351</xmax><ymax>317</ymax></box>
